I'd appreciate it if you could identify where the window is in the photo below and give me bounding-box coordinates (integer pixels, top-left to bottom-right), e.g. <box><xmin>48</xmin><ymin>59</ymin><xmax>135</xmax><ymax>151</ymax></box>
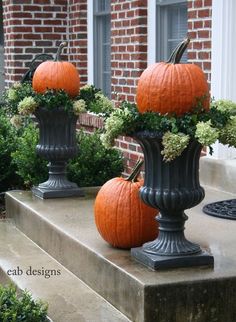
<box><xmin>93</xmin><ymin>0</ymin><xmax>111</xmax><ymax>97</ymax></box>
<box><xmin>156</xmin><ymin>0</ymin><xmax>188</xmax><ymax>62</ymax></box>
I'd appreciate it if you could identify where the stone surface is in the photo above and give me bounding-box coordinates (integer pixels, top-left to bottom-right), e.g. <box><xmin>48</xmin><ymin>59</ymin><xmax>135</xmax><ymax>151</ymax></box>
<box><xmin>5</xmin><ymin>186</ymin><xmax>236</xmax><ymax>322</ymax></box>
<box><xmin>0</xmin><ymin>221</ymin><xmax>130</xmax><ymax>322</ymax></box>
<box><xmin>200</xmin><ymin>156</ymin><xmax>236</xmax><ymax>194</ymax></box>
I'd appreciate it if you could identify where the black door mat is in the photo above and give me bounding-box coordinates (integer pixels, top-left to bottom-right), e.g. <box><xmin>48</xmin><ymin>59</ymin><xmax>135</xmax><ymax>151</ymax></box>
<box><xmin>203</xmin><ymin>199</ymin><xmax>236</xmax><ymax>220</ymax></box>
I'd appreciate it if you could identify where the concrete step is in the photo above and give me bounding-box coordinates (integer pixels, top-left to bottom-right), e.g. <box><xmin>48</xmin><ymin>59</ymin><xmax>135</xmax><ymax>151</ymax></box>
<box><xmin>200</xmin><ymin>156</ymin><xmax>236</xmax><ymax>194</ymax></box>
<box><xmin>0</xmin><ymin>220</ymin><xmax>131</xmax><ymax>322</ymax></box>
<box><xmin>5</xmin><ymin>187</ymin><xmax>236</xmax><ymax>322</ymax></box>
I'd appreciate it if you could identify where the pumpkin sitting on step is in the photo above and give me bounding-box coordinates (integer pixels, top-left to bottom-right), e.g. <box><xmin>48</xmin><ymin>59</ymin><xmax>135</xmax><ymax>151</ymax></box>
<box><xmin>94</xmin><ymin>160</ymin><xmax>158</xmax><ymax>249</ymax></box>
<box><xmin>136</xmin><ymin>38</ymin><xmax>210</xmax><ymax>116</ymax></box>
<box><xmin>32</xmin><ymin>42</ymin><xmax>80</xmax><ymax>97</ymax></box>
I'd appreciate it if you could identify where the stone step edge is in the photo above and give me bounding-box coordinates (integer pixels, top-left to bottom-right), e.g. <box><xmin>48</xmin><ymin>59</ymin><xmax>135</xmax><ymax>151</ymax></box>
<box><xmin>0</xmin><ymin>220</ymin><xmax>131</xmax><ymax>322</ymax></box>
<box><xmin>5</xmin><ymin>191</ymin><xmax>145</xmax><ymax>322</ymax></box>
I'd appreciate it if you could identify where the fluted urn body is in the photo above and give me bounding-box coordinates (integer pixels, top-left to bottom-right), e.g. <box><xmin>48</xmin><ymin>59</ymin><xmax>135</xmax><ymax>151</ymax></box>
<box><xmin>31</xmin><ymin>107</ymin><xmax>83</xmax><ymax>199</ymax></box>
<box><xmin>131</xmin><ymin>131</ymin><xmax>214</xmax><ymax>269</ymax></box>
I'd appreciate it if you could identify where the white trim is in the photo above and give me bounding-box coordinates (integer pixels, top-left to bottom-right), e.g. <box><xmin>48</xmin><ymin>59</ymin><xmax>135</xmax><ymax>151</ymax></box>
<box><xmin>211</xmin><ymin>0</ymin><xmax>236</xmax><ymax>101</ymax></box>
<box><xmin>210</xmin><ymin>0</ymin><xmax>236</xmax><ymax>159</ymax></box>
<box><xmin>147</xmin><ymin>0</ymin><xmax>157</xmax><ymax>65</ymax></box>
<box><xmin>87</xmin><ymin>0</ymin><xmax>94</xmax><ymax>85</ymax></box>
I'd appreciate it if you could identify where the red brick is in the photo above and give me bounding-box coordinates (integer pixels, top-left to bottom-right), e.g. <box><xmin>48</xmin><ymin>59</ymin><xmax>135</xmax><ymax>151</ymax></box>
<box><xmin>46</xmin><ymin>20</ymin><xmax>63</xmax><ymax>25</ymax></box>
<box><xmin>198</xmin><ymin>30</ymin><xmax>210</xmax><ymax>38</ymax></box>
<box><xmin>198</xmin><ymin>9</ymin><xmax>210</xmax><ymax>18</ymax></box>
<box><xmin>12</xmin><ymin>12</ymin><xmax>32</xmax><ymax>18</ymax></box>
<box><xmin>34</xmin><ymin>13</ymin><xmax>53</xmax><ymax>18</ymax></box>
<box><xmin>23</xmin><ymin>5</ymin><xmax>42</xmax><ymax>11</ymax></box>
<box><xmin>194</xmin><ymin>0</ymin><xmax>203</xmax><ymax>8</ymax></box>
<box><xmin>42</xmin><ymin>33</ymin><xmax>61</xmax><ymax>40</ymax></box>
<box><xmin>203</xmin><ymin>62</ymin><xmax>211</xmax><ymax>70</ymax></box>
<box><xmin>193</xmin><ymin>42</ymin><xmax>203</xmax><ymax>50</ymax></box>
<box><xmin>203</xmin><ymin>41</ymin><xmax>211</xmax><ymax>49</ymax></box>
<box><xmin>111</xmin><ymin>13</ymin><xmax>118</xmax><ymax>19</ymax></box>
<box><xmin>112</xmin><ymin>4</ymin><xmax>122</xmax><ymax>11</ymax></box>
<box><xmin>204</xmin><ymin>20</ymin><xmax>211</xmax><ymax>28</ymax></box>
<box><xmin>194</xmin><ymin>21</ymin><xmax>203</xmax><ymax>29</ymax></box>
<box><xmin>35</xmin><ymin>26</ymin><xmax>53</xmax><ymax>32</ymax></box>
<box><xmin>204</xmin><ymin>0</ymin><xmax>212</xmax><ymax>6</ymax></box>
<box><xmin>129</xmin><ymin>0</ymin><xmax>142</xmax><ymax>8</ymax></box>
<box><xmin>188</xmin><ymin>21</ymin><xmax>193</xmax><ymax>29</ymax></box>
<box><xmin>188</xmin><ymin>1</ymin><xmax>193</xmax><ymax>9</ymax></box>
<box><xmin>198</xmin><ymin>51</ymin><xmax>210</xmax><ymax>59</ymax></box>
<box><xmin>188</xmin><ymin>51</ymin><xmax>197</xmax><ymax>60</ymax></box>
<box><xmin>23</xmin><ymin>34</ymin><xmax>42</xmax><ymax>40</ymax></box>
<box><xmin>13</xmin><ymin>26</ymin><xmax>33</xmax><ymax>32</ymax></box>
<box><xmin>24</xmin><ymin>19</ymin><xmax>42</xmax><ymax>25</ymax></box>
<box><xmin>13</xmin><ymin>40</ymin><xmax>33</xmax><ymax>47</ymax></box>
<box><xmin>188</xmin><ymin>10</ymin><xmax>197</xmax><ymax>19</ymax></box>
<box><xmin>123</xmin><ymin>2</ymin><xmax>130</xmax><ymax>10</ymax></box>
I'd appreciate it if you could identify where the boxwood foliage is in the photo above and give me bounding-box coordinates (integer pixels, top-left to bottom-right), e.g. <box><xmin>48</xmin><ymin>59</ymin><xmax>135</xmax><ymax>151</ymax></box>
<box><xmin>11</xmin><ymin>123</ymin><xmax>48</xmax><ymax>188</ymax></box>
<box><xmin>11</xmin><ymin>124</ymin><xmax>124</xmax><ymax>188</ymax></box>
<box><xmin>67</xmin><ymin>130</ymin><xmax>124</xmax><ymax>187</ymax></box>
<box><xmin>0</xmin><ymin>108</ymin><xmax>22</xmax><ymax>192</ymax></box>
<box><xmin>0</xmin><ymin>284</ymin><xmax>48</xmax><ymax>322</ymax></box>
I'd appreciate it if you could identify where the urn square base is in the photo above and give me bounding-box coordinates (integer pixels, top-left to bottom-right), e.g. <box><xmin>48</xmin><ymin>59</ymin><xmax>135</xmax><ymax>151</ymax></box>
<box><xmin>131</xmin><ymin>247</ymin><xmax>214</xmax><ymax>270</ymax></box>
<box><xmin>31</xmin><ymin>186</ymin><xmax>84</xmax><ymax>199</ymax></box>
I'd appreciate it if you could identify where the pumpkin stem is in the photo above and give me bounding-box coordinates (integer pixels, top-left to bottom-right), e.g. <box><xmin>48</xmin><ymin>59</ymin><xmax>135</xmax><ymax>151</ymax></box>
<box><xmin>126</xmin><ymin>159</ymin><xmax>144</xmax><ymax>182</ymax></box>
<box><xmin>55</xmin><ymin>42</ymin><xmax>67</xmax><ymax>61</ymax></box>
<box><xmin>166</xmin><ymin>38</ymin><xmax>190</xmax><ymax>64</ymax></box>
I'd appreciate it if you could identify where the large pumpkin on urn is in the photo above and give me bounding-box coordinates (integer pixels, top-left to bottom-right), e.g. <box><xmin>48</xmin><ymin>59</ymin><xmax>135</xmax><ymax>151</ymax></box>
<box><xmin>94</xmin><ymin>160</ymin><xmax>158</xmax><ymax>249</ymax></box>
<box><xmin>136</xmin><ymin>38</ymin><xmax>210</xmax><ymax>116</ymax></box>
<box><xmin>32</xmin><ymin>42</ymin><xmax>80</xmax><ymax>97</ymax></box>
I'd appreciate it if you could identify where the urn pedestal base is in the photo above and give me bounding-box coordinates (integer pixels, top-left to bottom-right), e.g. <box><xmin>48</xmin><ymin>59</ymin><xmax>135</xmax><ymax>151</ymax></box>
<box><xmin>131</xmin><ymin>247</ymin><xmax>214</xmax><ymax>270</ymax></box>
<box><xmin>31</xmin><ymin>185</ymin><xmax>84</xmax><ymax>199</ymax></box>
<box><xmin>31</xmin><ymin>161</ymin><xmax>84</xmax><ymax>199</ymax></box>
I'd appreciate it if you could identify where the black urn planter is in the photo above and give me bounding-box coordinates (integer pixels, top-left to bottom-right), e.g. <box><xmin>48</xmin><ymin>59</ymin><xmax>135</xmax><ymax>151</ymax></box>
<box><xmin>131</xmin><ymin>131</ymin><xmax>214</xmax><ymax>270</ymax></box>
<box><xmin>31</xmin><ymin>107</ymin><xmax>84</xmax><ymax>199</ymax></box>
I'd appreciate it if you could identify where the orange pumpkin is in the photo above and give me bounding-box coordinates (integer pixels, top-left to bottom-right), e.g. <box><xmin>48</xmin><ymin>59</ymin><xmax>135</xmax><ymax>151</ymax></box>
<box><xmin>94</xmin><ymin>160</ymin><xmax>158</xmax><ymax>249</ymax></box>
<box><xmin>136</xmin><ymin>38</ymin><xmax>210</xmax><ymax>116</ymax></box>
<box><xmin>32</xmin><ymin>42</ymin><xmax>80</xmax><ymax>97</ymax></box>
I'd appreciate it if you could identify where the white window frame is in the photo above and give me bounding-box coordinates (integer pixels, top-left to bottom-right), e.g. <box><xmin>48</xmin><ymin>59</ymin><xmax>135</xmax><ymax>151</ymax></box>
<box><xmin>87</xmin><ymin>0</ymin><xmax>111</xmax><ymax>96</ymax></box>
<box><xmin>87</xmin><ymin>1</ymin><xmax>94</xmax><ymax>85</ymax></box>
<box><xmin>148</xmin><ymin>0</ymin><xmax>187</xmax><ymax>65</ymax></box>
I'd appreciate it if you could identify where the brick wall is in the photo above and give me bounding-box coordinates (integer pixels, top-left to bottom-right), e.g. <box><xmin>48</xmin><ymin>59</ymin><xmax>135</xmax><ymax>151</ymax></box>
<box><xmin>68</xmin><ymin>0</ymin><xmax>87</xmax><ymax>86</ymax></box>
<box><xmin>188</xmin><ymin>0</ymin><xmax>212</xmax><ymax>83</ymax></box>
<box><xmin>2</xmin><ymin>0</ymin><xmax>68</xmax><ymax>87</ymax></box>
<box><xmin>1</xmin><ymin>0</ymin><xmax>213</xmax><ymax>175</ymax></box>
<box><xmin>76</xmin><ymin>0</ymin><xmax>149</xmax><ymax>175</ymax></box>
<box><xmin>79</xmin><ymin>0</ymin><xmax>213</xmax><ymax>175</ymax></box>
<box><xmin>0</xmin><ymin>2</ymin><xmax>4</xmax><ymax>93</ymax></box>
<box><xmin>110</xmin><ymin>0</ymin><xmax>148</xmax><ymax>103</ymax></box>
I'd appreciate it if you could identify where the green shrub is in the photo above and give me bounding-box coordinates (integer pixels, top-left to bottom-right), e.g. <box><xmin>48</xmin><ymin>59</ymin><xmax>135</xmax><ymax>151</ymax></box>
<box><xmin>0</xmin><ymin>284</ymin><xmax>48</xmax><ymax>322</ymax></box>
<box><xmin>0</xmin><ymin>108</ymin><xmax>22</xmax><ymax>192</ymax></box>
<box><xmin>11</xmin><ymin>123</ymin><xmax>48</xmax><ymax>188</ymax></box>
<box><xmin>78</xmin><ymin>84</ymin><xmax>101</xmax><ymax>108</ymax></box>
<box><xmin>12</xmin><ymin>126</ymin><xmax>124</xmax><ymax>188</ymax></box>
<box><xmin>67</xmin><ymin>130</ymin><xmax>124</xmax><ymax>187</ymax></box>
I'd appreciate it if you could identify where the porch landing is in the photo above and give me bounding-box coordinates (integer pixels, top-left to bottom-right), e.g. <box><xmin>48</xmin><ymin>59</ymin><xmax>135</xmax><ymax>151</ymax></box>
<box><xmin>3</xmin><ymin>183</ymin><xmax>236</xmax><ymax>322</ymax></box>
